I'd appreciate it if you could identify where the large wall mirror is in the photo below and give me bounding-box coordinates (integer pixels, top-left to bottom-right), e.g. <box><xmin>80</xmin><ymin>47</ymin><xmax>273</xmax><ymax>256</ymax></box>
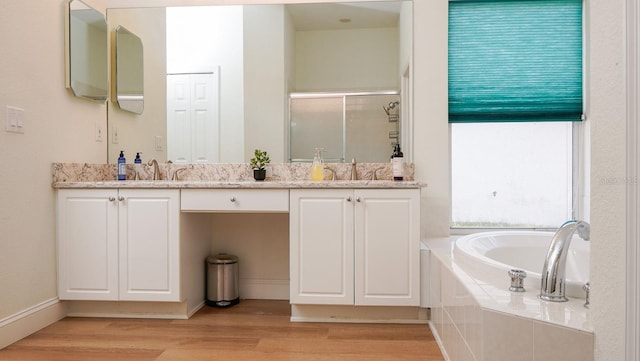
<box><xmin>105</xmin><ymin>1</ymin><xmax>412</xmax><ymax>164</ymax></box>
<box><xmin>114</xmin><ymin>26</ymin><xmax>144</xmax><ymax>114</ymax></box>
<box><xmin>65</xmin><ymin>0</ymin><xmax>108</xmax><ymax>102</ymax></box>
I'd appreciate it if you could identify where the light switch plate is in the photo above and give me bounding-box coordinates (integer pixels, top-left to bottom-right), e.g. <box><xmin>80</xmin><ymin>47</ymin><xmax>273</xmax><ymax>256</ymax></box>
<box><xmin>6</xmin><ymin>106</ymin><xmax>24</xmax><ymax>133</ymax></box>
<box><xmin>155</xmin><ymin>136</ymin><xmax>163</xmax><ymax>150</ymax></box>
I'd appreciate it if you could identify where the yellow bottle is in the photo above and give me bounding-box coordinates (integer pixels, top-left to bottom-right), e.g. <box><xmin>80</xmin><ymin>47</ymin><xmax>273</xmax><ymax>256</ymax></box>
<box><xmin>311</xmin><ymin>148</ymin><xmax>324</xmax><ymax>181</ymax></box>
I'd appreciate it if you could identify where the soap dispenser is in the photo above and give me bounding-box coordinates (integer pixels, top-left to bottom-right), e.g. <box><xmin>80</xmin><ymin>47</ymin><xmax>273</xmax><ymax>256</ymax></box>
<box><xmin>311</xmin><ymin>148</ymin><xmax>324</xmax><ymax>181</ymax></box>
<box><xmin>118</xmin><ymin>151</ymin><xmax>126</xmax><ymax>181</ymax></box>
<box><xmin>134</xmin><ymin>153</ymin><xmax>142</xmax><ymax>180</ymax></box>
<box><xmin>391</xmin><ymin>143</ymin><xmax>404</xmax><ymax>181</ymax></box>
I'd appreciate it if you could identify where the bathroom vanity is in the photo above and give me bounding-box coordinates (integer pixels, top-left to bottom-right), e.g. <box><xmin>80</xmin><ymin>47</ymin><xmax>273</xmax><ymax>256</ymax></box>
<box><xmin>53</xmin><ymin>163</ymin><xmax>424</xmax><ymax>321</ymax></box>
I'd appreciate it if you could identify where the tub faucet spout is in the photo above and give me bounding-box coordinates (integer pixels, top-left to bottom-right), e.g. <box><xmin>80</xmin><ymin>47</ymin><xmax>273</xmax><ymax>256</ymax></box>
<box><xmin>539</xmin><ymin>220</ymin><xmax>590</xmax><ymax>302</ymax></box>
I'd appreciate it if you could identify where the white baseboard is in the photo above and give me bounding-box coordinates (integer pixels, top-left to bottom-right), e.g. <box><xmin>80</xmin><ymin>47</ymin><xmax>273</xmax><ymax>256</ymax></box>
<box><xmin>65</xmin><ymin>300</ymin><xmax>190</xmax><ymax>319</ymax></box>
<box><xmin>290</xmin><ymin>304</ymin><xmax>429</xmax><ymax>324</ymax></box>
<box><xmin>429</xmin><ymin>321</ymin><xmax>450</xmax><ymax>361</ymax></box>
<box><xmin>187</xmin><ymin>300</ymin><xmax>205</xmax><ymax>318</ymax></box>
<box><xmin>0</xmin><ymin>298</ymin><xmax>67</xmax><ymax>350</ymax></box>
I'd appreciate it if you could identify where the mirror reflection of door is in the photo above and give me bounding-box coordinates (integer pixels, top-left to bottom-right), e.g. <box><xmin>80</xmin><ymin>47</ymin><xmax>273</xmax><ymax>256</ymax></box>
<box><xmin>167</xmin><ymin>73</ymin><xmax>219</xmax><ymax>163</ymax></box>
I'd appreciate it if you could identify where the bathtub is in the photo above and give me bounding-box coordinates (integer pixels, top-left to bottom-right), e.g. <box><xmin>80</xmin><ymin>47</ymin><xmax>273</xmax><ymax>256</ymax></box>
<box><xmin>453</xmin><ymin>231</ymin><xmax>590</xmax><ymax>299</ymax></box>
<box><xmin>427</xmin><ymin>233</ymin><xmax>594</xmax><ymax>361</ymax></box>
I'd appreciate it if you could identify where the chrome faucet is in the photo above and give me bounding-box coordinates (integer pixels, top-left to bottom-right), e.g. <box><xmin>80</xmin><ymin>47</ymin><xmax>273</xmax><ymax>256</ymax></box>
<box><xmin>148</xmin><ymin>159</ymin><xmax>160</xmax><ymax>180</ymax></box>
<box><xmin>539</xmin><ymin>220</ymin><xmax>590</xmax><ymax>302</ymax></box>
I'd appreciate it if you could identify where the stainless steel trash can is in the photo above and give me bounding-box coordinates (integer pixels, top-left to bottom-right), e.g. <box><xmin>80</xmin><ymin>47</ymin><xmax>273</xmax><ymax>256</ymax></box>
<box><xmin>206</xmin><ymin>254</ymin><xmax>239</xmax><ymax>307</ymax></box>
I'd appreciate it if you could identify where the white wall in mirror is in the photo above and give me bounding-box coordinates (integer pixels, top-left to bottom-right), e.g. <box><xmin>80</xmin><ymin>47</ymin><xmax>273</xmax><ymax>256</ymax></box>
<box><xmin>114</xmin><ymin>25</ymin><xmax>144</xmax><ymax>114</ymax></box>
<box><xmin>107</xmin><ymin>8</ymin><xmax>167</xmax><ymax>164</ymax></box>
<box><xmin>294</xmin><ymin>27</ymin><xmax>398</xmax><ymax>91</ymax></box>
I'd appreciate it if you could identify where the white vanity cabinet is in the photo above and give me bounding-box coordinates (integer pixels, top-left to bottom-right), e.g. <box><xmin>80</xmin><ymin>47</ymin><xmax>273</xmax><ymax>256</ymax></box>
<box><xmin>290</xmin><ymin>188</ymin><xmax>420</xmax><ymax>306</ymax></box>
<box><xmin>57</xmin><ymin>188</ymin><xmax>180</xmax><ymax>302</ymax></box>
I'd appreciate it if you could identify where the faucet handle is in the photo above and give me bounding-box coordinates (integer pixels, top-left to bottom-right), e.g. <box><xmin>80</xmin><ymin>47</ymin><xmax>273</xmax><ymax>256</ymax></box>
<box><xmin>373</xmin><ymin>167</ymin><xmax>384</xmax><ymax>180</ymax></box>
<box><xmin>508</xmin><ymin>269</ymin><xmax>527</xmax><ymax>292</ymax></box>
<box><xmin>172</xmin><ymin>167</ymin><xmax>188</xmax><ymax>181</ymax></box>
<box><xmin>583</xmin><ymin>282</ymin><xmax>590</xmax><ymax>308</ymax></box>
<box><xmin>324</xmin><ymin>166</ymin><xmax>336</xmax><ymax>181</ymax></box>
<box><xmin>350</xmin><ymin>158</ymin><xmax>357</xmax><ymax>180</ymax></box>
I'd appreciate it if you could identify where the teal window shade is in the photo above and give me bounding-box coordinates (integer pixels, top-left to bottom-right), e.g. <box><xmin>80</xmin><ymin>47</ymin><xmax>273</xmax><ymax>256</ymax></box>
<box><xmin>448</xmin><ymin>0</ymin><xmax>583</xmax><ymax>123</ymax></box>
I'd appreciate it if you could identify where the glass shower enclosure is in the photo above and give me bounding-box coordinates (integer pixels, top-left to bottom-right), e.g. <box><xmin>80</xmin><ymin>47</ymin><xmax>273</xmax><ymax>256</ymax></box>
<box><xmin>288</xmin><ymin>91</ymin><xmax>400</xmax><ymax>163</ymax></box>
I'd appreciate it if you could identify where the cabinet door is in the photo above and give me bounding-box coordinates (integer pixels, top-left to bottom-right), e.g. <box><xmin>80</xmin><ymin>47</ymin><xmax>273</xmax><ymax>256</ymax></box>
<box><xmin>118</xmin><ymin>189</ymin><xmax>180</xmax><ymax>301</ymax></box>
<box><xmin>57</xmin><ymin>189</ymin><xmax>118</xmax><ymax>300</ymax></box>
<box><xmin>354</xmin><ymin>189</ymin><xmax>420</xmax><ymax>306</ymax></box>
<box><xmin>290</xmin><ymin>189</ymin><xmax>354</xmax><ymax>304</ymax></box>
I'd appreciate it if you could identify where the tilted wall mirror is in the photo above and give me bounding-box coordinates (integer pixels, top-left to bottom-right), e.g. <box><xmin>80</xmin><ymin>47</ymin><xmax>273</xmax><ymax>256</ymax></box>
<box><xmin>65</xmin><ymin>0</ymin><xmax>108</xmax><ymax>102</ymax></box>
<box><xmin>114</xmin><ymin>25</ymin><xmax>144</xmax><ymax>114</ymax></box>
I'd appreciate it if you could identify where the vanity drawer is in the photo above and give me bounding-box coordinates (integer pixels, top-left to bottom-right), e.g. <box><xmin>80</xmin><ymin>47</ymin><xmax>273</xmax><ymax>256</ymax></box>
<box><xmin>181</xmin><ymin>189</ymin><xmax>289</xmax><ymax>212</ymax></box>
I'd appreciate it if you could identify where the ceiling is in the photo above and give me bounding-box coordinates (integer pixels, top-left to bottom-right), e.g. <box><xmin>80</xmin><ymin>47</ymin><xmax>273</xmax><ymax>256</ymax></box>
<box><xmin>285</xmin><ymin>2</ymin><xmax>402</xmax><ymax>31</ymax></box>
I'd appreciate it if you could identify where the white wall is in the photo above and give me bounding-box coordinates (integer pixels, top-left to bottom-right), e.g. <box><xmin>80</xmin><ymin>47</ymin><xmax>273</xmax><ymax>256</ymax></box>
<box><xmin>413</xmin><ymin>0</ymin><xmax>450</xmax><ymax>238</ymax></box>
<box><xmin>587</xmin><ymin>0</ymin><xmax>628</xmax><ymax>359</ymax></box>
<box><xmin>0</xmin><ymin>0</ymin><xmax>107</xmax><ymax>329</ymax></box>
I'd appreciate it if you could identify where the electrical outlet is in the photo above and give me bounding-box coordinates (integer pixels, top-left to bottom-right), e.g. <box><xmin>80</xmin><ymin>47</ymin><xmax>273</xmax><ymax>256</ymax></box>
<box><xmin>95</xmin><ymin>121</ymin><xmax>104</xmax><ymax>142</ymax></box>
<box><xmin>112</xmin><ymin>126</ymin><xmax>119</xmax><ymax>144</ymax></box>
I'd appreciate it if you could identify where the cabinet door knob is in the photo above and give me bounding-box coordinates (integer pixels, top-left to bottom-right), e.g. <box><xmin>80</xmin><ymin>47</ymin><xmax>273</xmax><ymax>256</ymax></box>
<box><xmin>118</xmin><ymin>196</ymin><xmax>125</xmax><ymax>201</ymax></box>
<box><xmin>346</xmin><ymin>196</ymin><xmax>352</xmax><ymax>202</ymax></box>
<box><xmin>230</xmin><ymin>197</ymin><xmax>236</xmax><ymax>202</ymax></box>
<box><xmin>356</xmin><ymin>197</ymin><xmax>361</xmax><ymax>202</ymax></box>
<box><xmin>108</xmin><ymin>197</ymin><xmax>116</xmax><ymax>202</ymax></box>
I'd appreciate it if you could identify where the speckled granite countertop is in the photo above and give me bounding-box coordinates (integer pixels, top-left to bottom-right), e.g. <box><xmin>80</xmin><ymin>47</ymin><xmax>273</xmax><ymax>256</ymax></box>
<box><xmin>52</xmin><ymin>163</ymin><xmax>426</xmax><ymax>189</ymax></box>
<box><xmin>53</xmin><ymin>179</ymin><xmax>424</xmax><ymax>189</ymax></box>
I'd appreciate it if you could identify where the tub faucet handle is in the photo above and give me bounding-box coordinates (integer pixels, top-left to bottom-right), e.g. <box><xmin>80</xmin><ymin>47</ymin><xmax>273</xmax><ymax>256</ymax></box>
<box><xmin>508</xmin><ymin>269</ymin><xmax>527</xmax><ymax>292</ymax></box>
<box><xmin>583</xmin><ymin>282</ymin><xmax>590</xmax><ymax>308</ymax></box>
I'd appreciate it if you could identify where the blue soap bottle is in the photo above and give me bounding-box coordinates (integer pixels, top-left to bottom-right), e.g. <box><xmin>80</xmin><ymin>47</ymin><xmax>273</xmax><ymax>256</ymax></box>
<box><xmin>118</xmin><ymin>151</ymin><xmax>126</xmax><ymax>181</ymax></box>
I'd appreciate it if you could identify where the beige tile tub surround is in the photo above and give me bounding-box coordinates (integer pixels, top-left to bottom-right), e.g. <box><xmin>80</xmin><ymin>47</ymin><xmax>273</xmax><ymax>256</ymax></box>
<box><xmin>52</xmin><ymin>162</ymin><xmax>415</xmax><ymax>184</ymax></box>
<box><xmin>427</xmin><ymin>238</ymin><xmax>594</xmax><ymax>361</ymax></box>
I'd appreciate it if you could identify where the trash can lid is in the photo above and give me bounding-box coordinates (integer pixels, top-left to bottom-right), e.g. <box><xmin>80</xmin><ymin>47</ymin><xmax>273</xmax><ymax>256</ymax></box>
<box><xmin>207</xmin><ymin>253</ymin><xmax>238</xmax><ymax>264</ymax></box>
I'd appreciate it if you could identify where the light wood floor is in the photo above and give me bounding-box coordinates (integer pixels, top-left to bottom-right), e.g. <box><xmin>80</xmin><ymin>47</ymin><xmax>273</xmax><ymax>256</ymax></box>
<box><xmin>0</xmin><ymin>300</ymin><xmax>445</xmax><ymax>361</ymax></box>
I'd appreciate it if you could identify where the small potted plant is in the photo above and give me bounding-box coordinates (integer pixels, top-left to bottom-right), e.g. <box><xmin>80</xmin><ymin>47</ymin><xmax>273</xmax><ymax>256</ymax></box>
<box><xmin>250</xmin><ymin>149</ymin><xmax>270</xmax><ymax>181</ymax></box>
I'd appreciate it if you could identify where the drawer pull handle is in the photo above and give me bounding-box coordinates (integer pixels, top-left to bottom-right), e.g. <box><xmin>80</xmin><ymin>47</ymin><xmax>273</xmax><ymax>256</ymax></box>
<box><xmin>230</xmin><ymin>197</ymin><xmax>236</xmax><ymax>202</ymax></box>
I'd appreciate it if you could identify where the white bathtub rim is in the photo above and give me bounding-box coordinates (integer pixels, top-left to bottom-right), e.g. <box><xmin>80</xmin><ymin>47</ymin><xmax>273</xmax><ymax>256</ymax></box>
<box><xmin>453</xmin><ymin>230</ymin><xmax>590</xmax><ymax>299</ymax></box>
<box><xmin>425</xmin><ymin>237</ymin><xmax>593</xmax><ymax>333</ymax></box>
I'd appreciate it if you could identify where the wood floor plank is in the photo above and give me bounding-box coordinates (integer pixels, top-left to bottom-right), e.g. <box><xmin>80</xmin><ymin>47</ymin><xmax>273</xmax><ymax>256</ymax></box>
<box><xmin>0</xmin><ymin>300</ymin><xmax>445</xmax><ymax>361</ymax></box>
